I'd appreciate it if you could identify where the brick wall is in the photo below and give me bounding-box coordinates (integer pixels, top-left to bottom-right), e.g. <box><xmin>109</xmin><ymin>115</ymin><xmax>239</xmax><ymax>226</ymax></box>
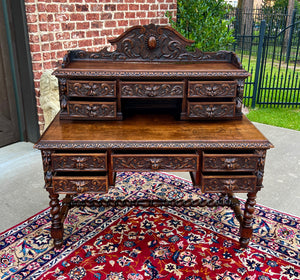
<box><xmin>24</xmin><ymin>0</ymin><xmax>177</xmax><ymax>132</ymax></box>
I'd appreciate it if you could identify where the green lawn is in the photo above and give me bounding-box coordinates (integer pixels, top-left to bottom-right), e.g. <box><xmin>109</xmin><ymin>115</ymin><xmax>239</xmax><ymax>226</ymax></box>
<box><xmin>246</xmin><ymin>107</ymin><xmax>300</xmax><ymax>131</ymax></box>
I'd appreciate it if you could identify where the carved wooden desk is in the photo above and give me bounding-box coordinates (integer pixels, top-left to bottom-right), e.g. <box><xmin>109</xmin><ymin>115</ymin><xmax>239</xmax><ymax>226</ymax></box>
<box><xmin>35</xmin><ymin>113</ymin><xmax>272</xmax><ymax>249</ymax></box>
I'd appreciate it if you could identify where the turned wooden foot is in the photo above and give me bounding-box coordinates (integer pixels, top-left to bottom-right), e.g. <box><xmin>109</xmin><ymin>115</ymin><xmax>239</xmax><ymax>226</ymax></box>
<box><xmin>239</xmin><ymin>191</ymin><xmax>257</xmax><ymax>248</ymax></box>
<box><xmin>48</xmin><ymin>190</ymin><xmax>64</xmax><ymax>249</ymax></box>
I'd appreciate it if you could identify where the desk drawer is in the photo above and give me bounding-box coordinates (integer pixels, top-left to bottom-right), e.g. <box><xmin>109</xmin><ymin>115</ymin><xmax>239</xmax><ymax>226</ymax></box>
<box><xmin>51</xmin><ymin>153</ymin><xmax>107</xmax><ymax>172</ymax></box>
<box><xmin>187</xmin><ymin>101</ymin><xmax>235</xmax><ymax>119</ymax></box>
<box><xmin>53</xmin><ymin>176</ymin><xmax>108</xmax><ymax>194</ymax></box>
<box><xmin>120</xmin><ymin>82</ymin><xmax>184</xmax><ymax>98</ymax></box>
<box><xmin>67</xmin><ymin>101</ymin><xmax>117</xmax><ymax>119</ymax></box>
<box><xmin>202</xmin><ymin>153</ymin><xmax>258</xmax><ymax>172</ymax></box>
<box><xmin>188</xmin><ymin>81</ymin><xmax>236</xmax><ymax>98</ymax></box>
<box><xmin>67</xmin><ymin>80</ymin><xmax>116</xmax><ymax>97</ymax></box>
<box><xmin>201</xmin><ymin>174</ymin><xmax>257</xmax><ymax>193</ymax></box>
<box><xmin>112</xmin><ymin>154</ymin><xmax>198</xmax><ymax>171</ymax></box>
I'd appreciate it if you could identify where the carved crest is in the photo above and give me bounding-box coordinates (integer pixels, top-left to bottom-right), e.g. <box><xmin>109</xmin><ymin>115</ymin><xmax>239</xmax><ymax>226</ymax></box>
<box><xmin>62</xmin><ymin>24</ymin><xmax>242</xmax><ymax>67</ymax></box>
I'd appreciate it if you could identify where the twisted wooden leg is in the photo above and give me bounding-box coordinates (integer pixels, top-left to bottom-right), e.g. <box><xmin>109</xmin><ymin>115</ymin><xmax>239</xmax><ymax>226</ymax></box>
<box><xmin>48</xmin><ymin>189</ymin><xmax>64</xmax><ymax>249</ymax></box>
<box><xmin>240</xmin><ymin>191</ymin><xmax>257</xmax><ymax>248</ymax></box>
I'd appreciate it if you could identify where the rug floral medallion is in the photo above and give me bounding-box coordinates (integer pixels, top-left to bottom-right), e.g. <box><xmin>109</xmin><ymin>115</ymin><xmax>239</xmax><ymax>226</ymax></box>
<box><xmin>0</xmin><ymin>172</ymin><xmax>299</xmax><ymax>280</ymax></box>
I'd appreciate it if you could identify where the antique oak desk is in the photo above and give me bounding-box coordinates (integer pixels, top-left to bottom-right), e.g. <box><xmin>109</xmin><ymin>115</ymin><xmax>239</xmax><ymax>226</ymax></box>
<box><xmin>35</xmin><ymin>24</ymin><xmax>272</xmax><ymax>249</ymax></box>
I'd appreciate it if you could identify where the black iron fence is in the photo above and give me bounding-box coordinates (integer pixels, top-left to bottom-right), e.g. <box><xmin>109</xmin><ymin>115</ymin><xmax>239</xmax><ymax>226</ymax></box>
<box><xmin>228</xmin><ymin>8</ymin><xmax>300</xmax><ymax>108</ymax></box>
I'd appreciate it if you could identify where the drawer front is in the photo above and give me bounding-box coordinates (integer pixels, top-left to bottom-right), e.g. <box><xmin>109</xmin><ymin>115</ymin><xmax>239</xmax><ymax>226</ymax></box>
<box><xmin>112</xmin><ymin>154</ymin><xmax>198</xmax><ymax>171</ymax></box>
<box><xmin>201</xmin><ymin>175</ymin><xmax>257</xmax><ymax>193</ymax></box>
<box><xmin>188</xmin><ymin>81</ymin><xmax>236</xmax><ymax>98</ymax></box>
<box><xmin>202</xmin><ymin>153</ymin><xmax>258</xmax><ymax>172</ymax></box>
<box><xmin>68</xmin><ymin>101</ymin><xmax>117</xmax><ymax>119</ymax></box>
<box><xmin>51</xmin><ymin>153</ymin><xmax>107</xmax><ymax>171</ymax></box>
<box><xmin>187</xmin><ymin>102</ymin><xmax>235</xmax><ymax>119</ymax></box>
<box><xmin>120</xmin><ymin>82</ymin><xmax>184</xmax><ymax>98</ymax></box>
<box><xmin>67</xmin><ymin>80</ymin><xmax>116</xmax><ymax>97</ymax></box>
<box><xmin>53</xmin><ymin>176</ymin><xmax>108</xmax><ymax>194</ymax></box>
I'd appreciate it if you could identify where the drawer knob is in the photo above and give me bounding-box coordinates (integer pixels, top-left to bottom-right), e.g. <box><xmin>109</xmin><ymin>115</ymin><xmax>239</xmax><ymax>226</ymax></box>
<box><xmin>223</xmin><ymin>158</ymin><xmax>237</xmax><ymax>169</ymax></box>
<box><xmin>150</xmin><ymin>158</ymin><xmax>162</xmax><ymax>170</ymax></box>
<box><xmin>148</xmin><ymin>36</ymin><xmax>157</xmax><ymax>50</ymax></box>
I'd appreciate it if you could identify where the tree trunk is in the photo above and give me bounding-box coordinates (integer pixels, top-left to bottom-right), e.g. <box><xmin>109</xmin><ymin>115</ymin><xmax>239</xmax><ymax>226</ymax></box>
<box><xmin>240</xmin><ymin>0</ymin><xmax>254</xmax><ymax>49</ymax></box>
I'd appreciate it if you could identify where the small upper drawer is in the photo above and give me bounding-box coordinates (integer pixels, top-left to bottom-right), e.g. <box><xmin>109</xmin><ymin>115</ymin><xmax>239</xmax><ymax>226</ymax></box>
<box><xmin>53</xmin><ymin>176</ymin><xmax>108</xmax><ymax>194</ymax></box>
<box><xmin>67</xmin><ymin>101</ymin><xmax>117</xmax><ymax>119</ymax></box>
<box><xmin>112</xmin><ymin>153</ymin><xmax>198</xmax><ymax>171</ymax></box>
<box><xmin>201</xmin><ymin>174</ymin><xmax>257</xmax><ymax>193</ymax></box>
<box><xmin>188</xmin><ymin>81</ymin><xmax>237</xmax><ymax>98</ymax></box>
<box><xmin>120</xmin><ymin>82</ymin><xmax>184</xmax><ymax>98</ymax></box>
<box><xmin>51</xmin><ymin>153</ymin><xmax>107</xmax><ymax>171</ymax></box>
<box><xmin>67</xmin><ymin>80</ymin><xmax>116</xmax><ymax>97</ymax></box>
<box><xmin>187</xmin><ymin>101</ymin><xmax>235</xmax><ymax>119</ymax></box>
<box><xmin>202</xmin><ymin>152</ymin><xmax>259</xmax><ymax>172</ymax></box>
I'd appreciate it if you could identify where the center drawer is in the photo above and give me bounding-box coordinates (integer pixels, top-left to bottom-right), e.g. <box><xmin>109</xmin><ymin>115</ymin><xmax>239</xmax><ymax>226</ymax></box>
<box><xmin>51</xmin><ymin>152</ymin><xmax>107</xmax><ymax>171</ymax></box>
<box><xmin>111</xmin><ymin>153</ymin><xmax>199</xmax><ymax>171</ymax></box>
<box><xmin>52</xmin><ymin>175</ymin><xmax>108</xmax><ymax>194</ymax></box>
<box><xmin>120</xmin><ymin>82</ymin><xmax>184</xmax><ymax>98</ymax></box>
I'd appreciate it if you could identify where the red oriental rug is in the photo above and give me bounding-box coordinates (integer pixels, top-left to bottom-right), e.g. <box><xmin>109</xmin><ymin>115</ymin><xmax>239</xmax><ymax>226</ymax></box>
<box><xmin>0</xmin><ymin>172</ymin><xmax>299</xmax><ymax>280</ymax></box>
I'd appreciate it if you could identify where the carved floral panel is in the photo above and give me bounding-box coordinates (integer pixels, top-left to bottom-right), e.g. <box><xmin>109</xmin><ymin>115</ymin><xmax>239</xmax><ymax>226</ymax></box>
<box><xmin>203</xmin><ymin>154</ymin><xmax>258</xmax><ymax>172</ymax></box>
<box><xmin>53</xmin><ymin>177</ymin><xmax>107</xmax><ymax>194</ymax></box>
<box><xmin>202</xmin><ymin>176</ymin><xmax>257</xmax><ymax>193</ymax></box>
<box><xmin>188</xmin><ymin>102</ymin><xmax>235</xmax><ymax>119</ymax></box>
<box><xmin>52</xmin><ymin>154</ymin><xmax>107</xmax><ymax>171</ymax></box>
<box><xmin>188</xmin><ymin>82</ymin><xmax>236</xmax><ymax>98</ymax></box>
<box><xmin>112</xmin><ymin>155</ymin><xmax>198</xmax><ymax>171</ymax></box>
<box><xmin>68</xmin><ymin>102</ymin><xmax>116</xmax><ymax>119</ymax></box>
<box><xmin>121</xmin><ymin>82</ymin><xmax>184</xmax><ymax>98</ymax></box>
<box><xmin>67</xmin><ymin>81</ymin><xmax>116</xmax><ymax>97</ymax></box>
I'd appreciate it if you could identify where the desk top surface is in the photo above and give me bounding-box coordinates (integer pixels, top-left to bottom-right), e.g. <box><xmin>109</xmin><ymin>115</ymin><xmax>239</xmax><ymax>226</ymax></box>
<box><xmin>35</xmin><ymin>114</ymin><xmax>272</xmax><ymax>150</ymax></box>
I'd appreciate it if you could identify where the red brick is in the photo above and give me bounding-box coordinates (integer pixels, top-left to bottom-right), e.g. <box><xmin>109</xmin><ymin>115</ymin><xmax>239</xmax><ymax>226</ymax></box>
<box><xmin>39</xmin><ymin>23</ymin><xmax>48</xmax><ymax>32</ymax></box>
<box><xmin>86</xmin><ymin>30</ymin><xmax>100</xmax><ymax>37</ymax></box>
<box><xmin>135</xmin><ymin>0</ymin><xmax>146</xmax><ymax>3</ymax></box>
<box><xmin>55</xmin><ymin>14</ymin><xmax>70</xmax><ymax>22</ymax></box>
<box><xmin>43</xmin><ymin>61</ymin><xmax>53</xmax><ymax>69</ymax></box>
<box><xmin>140</xmin><ymin>4</ymin><xmax>150</xmax><ymax>10</ymax></box>
<box><xmin>129</xmin><ymin>19</ymin><xmax>139</xmax><ymax>26</ymax></box>
<box><xmin>62</xmin><ymin>22</ymin><xmax>75</xmax><ymax>30</ymax></box>
<box><xmin>47</xmin><ymin>14</ymin><xmax>54</xmax><ymax>22</ymax></box>
<box><xmin>50</xmin><ymin>52</ymin><xmax>57</xmax><ymax>59</ymax></box>
<box><xmin>30</xmin><ymin>44</ymin><xmax>41</xmax><ymax>52</ymax></box>
<box><xmin>46</xmin><ymin>4</ymin><xmax>58</xmax><ymax>12</ymax></box>
<box><xmin>160</xmin><ymin>4</ymin><xmax>168</xmax><ymax>10</ymax></box>
<box><xmin>70</xmin><ymin>13</ymin><xmax>85</xmax><ymax>21</ymax></box>
<box><xmin>101</xmin><ymin>29</ymin><xmax>112</xmax><ymax>36</ymax></box>
<box><xmin>57</xmin><ymin>51</ymin><xmax>67</xmax><ymax>59</ymax></box>
<box><xmin>51</xmin><ymin>42</ymin><xmax>63</xmax><ymax>50</ymax></box>
<box><xmin>32</xmin><ymin>62</ymin><xmax>42</xmax><ymax>71</ymax></box>
<box><xmin>33</xmin><ymin>71</ymin><xmax>42</xmax><ymax>80</ymax></box>
<box><xmin>147</xmin><ymin>11</ymin><xmax>156</xmax><ymax>17</ymax></box>
<box><xmin>32</xmin><ymin>53</ymin><xmax>42</xmax><ymax>61</ymax></box>
<box><xmin>48</xmin><ymin>23</ymin><xmax>60</xmax><ymax>32</ymax></box>
<box><xmin>27</xmin><ymin>23</ymin><xmax>38</xmax><ymax>33</ymax></box>
<box><xmin>60</xmin><ymin>4</ymin><xmax>75</xmax><ymax>12</ymax></box>
<box><xmin>140</xmin><ymin>19</ymin><xmax>150</xmax><ymax>25</ymax></box>
<box><xmin>77</xmin><ymin>22</ymin><xmax>90</xmax><ymax>30</ymax></box>
<box><xmin>129</xmin><ymin>4</ymin><xmax>139</xmax><ymax>10</ymax></box>
<box><xmin>69</xmin><ymin>0</ymin><xmax>83</xmax><ymax>2</ymax></box>
<box><xmin>90</xmin><ymin>4</ymin><xmax>103</xmax><ymax>12</ymax></box>
<box><xmin>94</xmin><ymin>38</ymin><xmax>106</xmax><ymax>45</ymax></box>
<box><xmin>91</xmin><ymin>21</ymin><xmax>103</xmax><ymax>29</ymax></box>
<box><xmin>63</xmin><ymin>41</ymin><xmax>78</xmax><ymax>49</ymax></box>
<box><xmin>113</xmin><ymin>28</ymin><xmax>125</xmax><ymax>36</ymax></box>
<box><xmin>55</xmin><ymin>32</ymin><xmax>70</xmax><ymax>40</ymax></box>
<box><xmin>38</xmin><ymin>14</ymin><xmax>48</xmax><ymax>22</ymax></box>
<box><xmin>37</xmin><ymin>3</ymin><xmax>46</xmax><ymax>12</ymax></box>
<box><xmin>117</xmin><ymin>4</ymin><xmax>128</xmax><ymax>11</ymax></box>
<box><xmin>86</xmin><ymin>13</ymin><xmax>99</xmax><ymax>20</ymax></box>
<box><xmin>42</xmin><ymin>43</ymin><xmax>50</xmax><ymax>51</ymax></box>
<box><xmin>71</xmin><ymin>31</ymin><xmax>85</xmax><ymax>39</ymax></box>
<box><xmin>160</xmin><ymin>18</ymin><xmax>168</xmax><ymax>24</ymax></box>
<box><xmin>29</xmin><ymin>34</ymin><xmax>39</xmax><ymax>43</ymax></box>
<box><xmin>78</xmin><ymin>39</ymin><xmax>92</xmax><ymax>48</ymax></box>
<box><xmin>76</xmin><ymin>4</ymin><xmax>88</xmax><ymax>11</ymax></box>
<box><xmin>105</xmin><ymin>20</ymin><xmax>116</xmax><ymax>28</ymax></box>
<box><xmin>26</xmin><ymin>14</ymin><xmax>37</xmax><ymax>23</ymax></box>
<box><xmin>26</xmin><ymin>4</ymin><xmax>36</xmax><ymax>13</ymax></box>
<box><xmin>101</xmin><ymin>12</ymin><xmax>112</xmax><ymax>20</ymax></box>
<box><xmin>117</xmin><ymin>20</ymin><xmax>129</xmax><ymax>27</ymax></box>
<box><xmin>43</xmin><ymin>52</ymin><xmax>51</xmax><ymax>61</ymax></box>
<box><xmin>105</xmin><ymin>4</ymin><xmax>116</xmax><ymax>11</ymax></box>
<box><xmin>150</xmin><ymin>4</ymin><xmax>158</xmax><ymax>10</ymax></box>
<box><xmin>126</xmin><ymin>12</ymin><xmax>135</xmax><ymax>18</ymax></box>
<box><xmin>114</xmin><ymin>12</ymin><xmax>124</xmax><ymax>19</ymax></box>
<box><xmin>150</xmin><ymin>18</ymin><xmax>159</xmax><ymax>24</ymax></box>
<box><xmin>136</xmin><ymin>12</ymin><xmax>146</xmax><ymax>18</ymax></box>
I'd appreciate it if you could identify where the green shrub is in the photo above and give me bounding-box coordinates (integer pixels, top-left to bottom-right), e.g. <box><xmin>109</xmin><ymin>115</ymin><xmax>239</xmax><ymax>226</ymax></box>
<box><xmin>166</xmin><ymin>0</ymin><xmax>235</xmax><ymax>51</ymax></box>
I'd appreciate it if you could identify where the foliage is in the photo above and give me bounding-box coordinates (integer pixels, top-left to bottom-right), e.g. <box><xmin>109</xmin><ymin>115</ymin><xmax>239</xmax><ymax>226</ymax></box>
<box><xmin>262</xmin><ymin>0</ymin><xmax>299</xmax><ymax>13</ymax></box>
<box><xmin>166</xmin><ymin>0</ymin><xmax>235</xmax><ymax>51</ymax></box>
<box><xmin>246</xmin><ymin>108</ymin><xmax>300</xmax><ymax>131</ymax></box>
